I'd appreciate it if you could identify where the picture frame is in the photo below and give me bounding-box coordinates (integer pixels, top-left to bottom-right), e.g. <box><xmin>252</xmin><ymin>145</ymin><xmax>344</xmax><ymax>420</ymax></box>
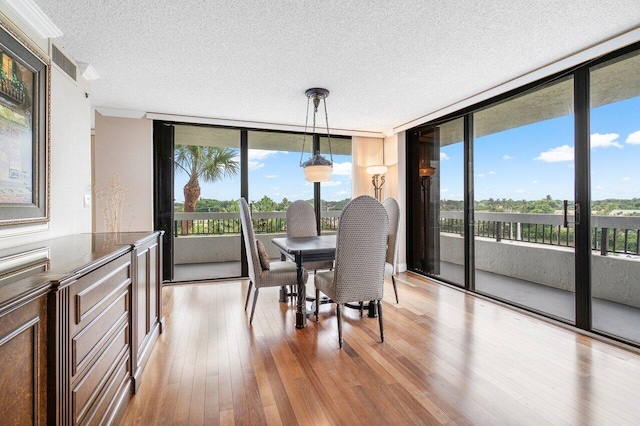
<box><xmin>0</xmin><ymin>21</ymin><xmax>49</xmax><ymax>226</ymax></box>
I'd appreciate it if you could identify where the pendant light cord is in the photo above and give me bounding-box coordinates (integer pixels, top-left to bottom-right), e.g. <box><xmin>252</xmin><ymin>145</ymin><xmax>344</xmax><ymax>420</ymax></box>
<box><xmin>323</xmin><ymin>98</ymin><xmax>333</xmax><ymax>162</ymax></box>
<box><xmin>299</xmin><ymin>96</ymin><xmax>311</xmax><ymax>166</ymax></box>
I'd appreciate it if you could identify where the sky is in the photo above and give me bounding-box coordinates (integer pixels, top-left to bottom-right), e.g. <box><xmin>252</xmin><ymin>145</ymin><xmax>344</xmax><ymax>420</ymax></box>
<box><xmin>175</xmin><ymin>96</ymin><xmax>639</xmax><ymax>205</ymax></box>
<box><xmin>175</xmin><ymin>150</ymin><xmax>352</xmax><ymax>204</ymax></box>
<box><xmin>440</xmin><ymin>96</ymin><xmax>640</xmax><ymax>202</ymax></box>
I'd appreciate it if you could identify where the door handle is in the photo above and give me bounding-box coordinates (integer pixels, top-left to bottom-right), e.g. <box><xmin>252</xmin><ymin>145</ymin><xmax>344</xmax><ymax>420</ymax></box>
<box><xmin>563</xmin><ymin>200</ymin><xmax>580</xmax><ymax>228</ymax></box>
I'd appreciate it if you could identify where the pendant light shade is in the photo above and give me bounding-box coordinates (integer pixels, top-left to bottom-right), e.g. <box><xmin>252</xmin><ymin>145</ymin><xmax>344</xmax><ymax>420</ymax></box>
<box><xmin>302</xmin><ymin>154</ymin><xmax>333</xmax><ymax>182</ymax></box>
<box><xmin>299</xmin><ymin>88</ymin><xmax>333</xmax><ymax>183</ymax></box>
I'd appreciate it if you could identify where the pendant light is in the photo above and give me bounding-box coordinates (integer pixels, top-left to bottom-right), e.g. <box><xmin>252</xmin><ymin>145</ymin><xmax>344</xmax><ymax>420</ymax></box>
<box><xmin>299</xmin><ymin>88</ymin><xmax>333</xmax><ymax>182</ymax></box>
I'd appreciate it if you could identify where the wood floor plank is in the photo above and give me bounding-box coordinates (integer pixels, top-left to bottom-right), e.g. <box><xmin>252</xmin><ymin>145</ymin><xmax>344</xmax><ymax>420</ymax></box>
<box><xmin>121</xmin><ymin>275</ymin><xmax>640</xmax><ymax>425</ymax></box>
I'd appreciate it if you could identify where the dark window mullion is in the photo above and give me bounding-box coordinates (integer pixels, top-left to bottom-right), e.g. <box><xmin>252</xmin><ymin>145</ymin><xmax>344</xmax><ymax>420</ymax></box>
<box><xmin>464</xmin><ymin>114</ymin><xmax>475</xmax><ymax>292</ymax></box>
<box><xmin>574</xmin><ymin>67</ymin><xmax>592</xmax><ymax>331</ymax></box>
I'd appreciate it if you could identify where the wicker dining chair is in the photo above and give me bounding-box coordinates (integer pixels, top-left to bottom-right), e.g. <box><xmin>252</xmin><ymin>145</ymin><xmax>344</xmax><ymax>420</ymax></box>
<box><xmin>383</xmin><ymin>197</ymin><xmax>401</xmax><ymax>303</ymax></box>
<box><xmin>314</xmin><ymin>195</ymin><xmax>389</xmax><ymax>348</ymax></box>
<box><xmin>239</xmin><ymin>198</ymin><xmax>307</xmax><ymax>324</ymax></box>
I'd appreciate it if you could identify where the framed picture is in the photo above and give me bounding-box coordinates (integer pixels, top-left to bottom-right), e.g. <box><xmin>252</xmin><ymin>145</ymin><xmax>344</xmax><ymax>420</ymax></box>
<box><xmin>0</xmin><ymin>21</ymin><xmax>49</xmax><ymax>225</ymax></box>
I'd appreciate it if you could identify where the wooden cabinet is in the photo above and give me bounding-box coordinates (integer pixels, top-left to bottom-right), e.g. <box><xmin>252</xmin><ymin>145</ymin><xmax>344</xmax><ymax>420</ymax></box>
<box><xmin>0</xmin><ymin>291</ymin><xmax>48</xmax><ymax>425</ymax></box>
<box><xmin>0</xmin><ymin>231</ymin><xmax>164</xmax><ymax>426</ymax></box>
<box><xmin>131</xmin><ymin>233</ymin><xmax>163</xmax><ymax>392</ymax></box>
<box><xmin>50</xmin><ymin>251</ymin><xmax>133</xmax><ymax>426</ymax></box>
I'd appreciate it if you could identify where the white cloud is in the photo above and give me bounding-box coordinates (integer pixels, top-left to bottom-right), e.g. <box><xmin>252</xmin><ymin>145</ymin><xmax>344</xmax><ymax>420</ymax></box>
<box><xmin>477</xmin><ymin>173</ymin><xmax>485</xmax><ymax>178</ymax></box>
<box><xmin>515</xmin><ymin>189</ymin><xmax>526</xmax><ymax>194</ymax></box>
<box><xmin>335</xmin><ymin>190</ymin><xmax>350</xmax><ymax>196</ymax></box>
<box><xmin>596</xmin><ymin>185</ymin><xmax>604</xmax><ymax>190</ymax></box>
<box><xmin>265</xmin><ymin>175</ymin><xmax>278</xmax><ymax>179</ymax></box>
<box><xmin>489</xmin><ymin>171</ymin><xmax>496</xmax><ymax>175</ymax></box>
<box><xmin>332</xmin><ymin>161</ymin><xmax>352</xmax><ymax>176</ymax></box>
<box><xmin>441</xmin><ymin>188</ymin><xmax>449</xmax><ymax>193</ymax></box>
<box><xmin>620</xmin><ymin>177</ymin><xmax>630</xmax><ymax>182</ymax></box>
<box><xmin>591</xmin><ymin>133</ymin><xmax>622</xmax><ymax>148</ymax></box>
<box><xmin>248</xmin><ymin>161</ymin><xmax>264</xmax><ymax>171</ymax></box>
<box><xmin>441</xmin><ymin>153</ymin><xmax>450</xmax><ymax>160</ymax></box>
<box><xmin>247</xmin><ymin>149</ymin><xmax>286</xmax><ymax>171</ymax></box>
<box><xmin>535</xmin><ymin>145</ymin><xmax>573</xmax><ymax>162</ymax></box>
<box><xmin>532</xmin><ymin>180</ymin><xmax>539</xmax><ymax>184</ymax></box>
<box><xmin>248</xmin><ymin>149</ymin><xmax>286</xmax><ymax>160</ymax></box>
<box><xmin>502</xmin><ymin>155</ymin><xmax>514</xmax><ymax>160</ymax></box>
<box><xmin>322</xmin><ymin>181</ymin><xmax>342</xmax><ymax>187</ymax></box>
<box><xmin>626</xmin><ymin>130</ymin><xmax>640</xmax><ymax>145</ymax></box>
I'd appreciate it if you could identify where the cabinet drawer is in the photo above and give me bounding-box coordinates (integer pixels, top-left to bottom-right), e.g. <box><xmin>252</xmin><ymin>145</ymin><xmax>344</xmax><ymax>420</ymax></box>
<box><xmin>72</xmin><ymin>254</ymin><xmax>131</xmax><ymax>332</ymax></box>
<box><xmin>72</xmin><ymin>290</ymin><xmax>128</xmax><ymax>375</ymax></box>
<box><xmin>82</xmin><ymin>352</ymin><xmax>130</xmax><ymax>426</ymax></box>
<box><xmin>72</xmin><ymin>321</ymin><xmax>129</xmax><ymax>424</ymax></box>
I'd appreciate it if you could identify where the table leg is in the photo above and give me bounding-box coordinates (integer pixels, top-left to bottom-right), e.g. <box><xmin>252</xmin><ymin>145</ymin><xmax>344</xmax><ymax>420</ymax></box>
<box><xmin>295</xmin><ymin>255</ymin><xmax>306</xmax><ymax>329</ymax></box>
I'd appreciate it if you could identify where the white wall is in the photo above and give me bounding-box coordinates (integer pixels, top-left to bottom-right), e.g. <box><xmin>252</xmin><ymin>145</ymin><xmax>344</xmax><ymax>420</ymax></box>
<box><xmin>93</xmin><ymin>114</ymin><xmax>153</xmax><ymax>232</ymax></box>
<box><xmin>0</xmin><ymin>9</ymin><xmax>92</xmax><ymax>250</ymax></box>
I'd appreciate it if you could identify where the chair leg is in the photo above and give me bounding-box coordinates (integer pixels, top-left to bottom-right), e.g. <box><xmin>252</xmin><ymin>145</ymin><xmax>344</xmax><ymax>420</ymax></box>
<box><xmin>392</xmin><ymin>275</ymin><xmax>398</xmax><ymax>304</ymax></box>
<box><xmin>315</xmin><ymin>287</ymin><xmax>320</xmax><ymax>322</ymax></box>
<box><xmin>377</xmin><ymin>300</ymin><xmax>384</xmax><ymax>343</ymax></box>
<box><xmin>359</xmin><ymin>301</ymin><xmax>364</xmax><ymax>317</ymax></box>
<box><xmin>244</xmin><ymin>281</ymin><xmax>253</xmax><ymax>311</ymax></box>
<box><xmin>337</xmin><ymin>304</ymin><xmax>344</xmax><ymax>349</ymax></box>
<box><xmin>249</xmin><ymin>288</ymin><xmax>260</xmax><ymax>324</ymax></box>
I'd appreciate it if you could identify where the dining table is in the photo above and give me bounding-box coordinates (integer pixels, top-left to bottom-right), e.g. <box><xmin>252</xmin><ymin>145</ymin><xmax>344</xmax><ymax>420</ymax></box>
<box><xmin>271</xmin><ymin>234</ymin><xmax>336</xmax><ymax>329</ymax></box>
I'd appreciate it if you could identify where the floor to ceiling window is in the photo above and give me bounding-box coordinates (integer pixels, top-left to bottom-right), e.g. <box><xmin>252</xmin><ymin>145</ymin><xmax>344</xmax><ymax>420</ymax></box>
<box><xmin>589</xmin><ymin>49</ymin><xmax>640</xmax><ymax>343</ymax></box>
<box><xmin>172</xmin><ymin>125</ymin><xmax>241</xmax><ymax>280</ymax></box>
<box><xmin>407</xmin><ymin>118</ymin><xmax>465</xmax><ymax>287</ymax></box>
<box><xmin>155</xmin><ymin>124</ymin><xmax>351</xmax><ymax>282</ymax></box>
<box><xmin>406</xmin><ymin>42</ymin><xmax>640</xmax><ymax>346</ymax></box>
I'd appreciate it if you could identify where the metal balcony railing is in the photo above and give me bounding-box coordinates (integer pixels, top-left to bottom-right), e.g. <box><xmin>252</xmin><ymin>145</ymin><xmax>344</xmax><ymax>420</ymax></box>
<box><xmin>174</xmin><ymin>210</ymin><xmax>341</xmax><ymax>237</ymax></box>
<box><xmin>440</xmin><ymin>211</ymin><xmax>640</xmax><ymax>256</ymax></box>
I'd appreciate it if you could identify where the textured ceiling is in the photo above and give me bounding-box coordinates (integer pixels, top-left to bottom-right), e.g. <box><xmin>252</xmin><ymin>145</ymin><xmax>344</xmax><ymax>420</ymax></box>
<box><xmin>33</xmin><ymin>0</ymin><xmax>640</xmax><ymax>133</ymax></box>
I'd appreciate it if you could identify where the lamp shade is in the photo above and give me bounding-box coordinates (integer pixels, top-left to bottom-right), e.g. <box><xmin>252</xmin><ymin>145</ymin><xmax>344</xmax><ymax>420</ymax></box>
<box><xmin>304</xmin><ymin>164</ymin><xmax>333</xmax><ymax>182</ymax></box>
<box><xmin>366</xmin><ymin>165</ymin><xmax>388</xmax><ymax>175</ymax></box>
<box><xmin>302</xmin><ymin>153</ymin><xmax>333</xmax><ymax>182</ymax></box>
<box><xmin>419</xmin><ymin>166</ymin><xmax>436</xmax><ymax>177</ymax></box>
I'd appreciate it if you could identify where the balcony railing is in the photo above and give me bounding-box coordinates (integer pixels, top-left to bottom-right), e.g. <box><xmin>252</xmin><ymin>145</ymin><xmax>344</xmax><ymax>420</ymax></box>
<box><xmin>174</xmin><ymin>211</ymin><xmax>341</xmax><ymax>237</ymax></box>
<box><xmin>440</xmin><ymin>211</ymin><xmax>640</xmax><ymax>256</ymax></box>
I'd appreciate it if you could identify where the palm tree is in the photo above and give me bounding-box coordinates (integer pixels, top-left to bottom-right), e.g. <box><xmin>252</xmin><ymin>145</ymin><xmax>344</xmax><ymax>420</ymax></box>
<box><xmin>174</xmin><ymin>145</ymin><xmax>239</xmax><ymax>213</ymax></box>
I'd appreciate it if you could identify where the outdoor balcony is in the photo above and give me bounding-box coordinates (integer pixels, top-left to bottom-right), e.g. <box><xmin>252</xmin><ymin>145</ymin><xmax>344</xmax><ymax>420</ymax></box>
<box><xmin>172</xmin><ymin>210</ymin><xmax>640</xmax><ymax>344</ymax></box>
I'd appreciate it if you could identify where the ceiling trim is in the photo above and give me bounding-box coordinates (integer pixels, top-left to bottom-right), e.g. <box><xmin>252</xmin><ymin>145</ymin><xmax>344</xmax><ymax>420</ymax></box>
<box><xmin>145</xmin><ymin>112</ymin><xmax>385</xmax><ymax>138</ymax></box>
<box><xmin>95</xmin><ymin>107</ymin><xmax>146</xmax><ymax>119</ymax></box>
<box><xmin>5</xmin><ymin>0</ymin><xmax>62</xmax><ymax>39</ymax></box>
<box><xmin>394</xmin><ymin>26</ymin><xmax>640</xmax><ymax>133</ymax></box>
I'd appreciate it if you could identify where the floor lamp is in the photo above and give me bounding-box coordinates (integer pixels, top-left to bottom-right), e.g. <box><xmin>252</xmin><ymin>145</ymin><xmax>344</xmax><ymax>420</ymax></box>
<box><xmin>419</xmin><ymin>165</ymin><xmax>435</xmax><ymax>272</ymax></box>
<box><xmin>366</xmin><ymin>165</ymin><xmax>387</xmax><ymax>201</ymax></box>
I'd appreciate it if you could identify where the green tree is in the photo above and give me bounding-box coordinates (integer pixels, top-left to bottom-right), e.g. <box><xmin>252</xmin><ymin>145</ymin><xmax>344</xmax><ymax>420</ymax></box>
<box><xmin>174</xmin><ymin>145</ymin><xmax>239</xmax><ymax>212</ymax></box>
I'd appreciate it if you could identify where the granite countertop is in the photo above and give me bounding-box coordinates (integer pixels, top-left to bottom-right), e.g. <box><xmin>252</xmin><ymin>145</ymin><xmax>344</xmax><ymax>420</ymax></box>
<box><xmin>0</xmin><ymin>232</ymin><xmax>161</xmax><ymax>313</ymax></box>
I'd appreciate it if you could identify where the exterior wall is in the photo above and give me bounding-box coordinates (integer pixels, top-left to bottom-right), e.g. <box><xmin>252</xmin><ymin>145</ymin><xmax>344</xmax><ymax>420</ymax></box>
<box><xmin>93</xmin><ymin>114</ymin><xmax>153</xmax><ymax>232</ymax></box>
<box><xmin>0</xmin><ymin>8</ymin><xmax>92</xmax><ymax>249</ymax></box>
<box><xmin>441</xmin><ymin>234</ymin><xmax>640</xmax><ymax>308</ymax></box>
<box><xmin>174</xmin><ymin>233</ymin><xmax>286</xmax><ymax>264</ymax></box>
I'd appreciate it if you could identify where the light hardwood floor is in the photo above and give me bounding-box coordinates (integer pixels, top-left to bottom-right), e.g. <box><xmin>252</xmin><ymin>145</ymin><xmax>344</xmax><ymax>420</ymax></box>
<box><xmin>120</xmin><ymin>273</ymin><xmax>640</xmax><ymax>425</ymax></box>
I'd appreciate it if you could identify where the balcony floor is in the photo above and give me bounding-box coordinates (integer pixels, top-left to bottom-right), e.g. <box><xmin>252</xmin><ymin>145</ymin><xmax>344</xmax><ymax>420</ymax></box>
<box><xmin>174</xmin><ymin>260</ymin><xmax>640</xmax><ymax>344</ymax></box>
<box><xmin>437</xmin><ymin>261</ymin><xmax>640</xmax><ymax>344</ymax></box>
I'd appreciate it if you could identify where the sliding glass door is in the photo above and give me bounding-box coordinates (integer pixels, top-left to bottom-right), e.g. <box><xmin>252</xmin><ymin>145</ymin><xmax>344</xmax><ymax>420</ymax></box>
<box><xmin>472</xmin><ymin>76</ymin><xmax>576</xmax><ymax>321</ymax></box>
<box><xmin>589</xmin><ymin>50</ymin><xmax>640</xmax><ymax>343</ymax></box>
<box><xmin>173</xmin><ymin>125</ymin><xmax>241</xmax><ymax>280</ymax></box>
<box><xmin>406</xmin><ymin>43</ymin><xmax>640</xmax><ymax>344</ymax></box>
<box><xmin>407</xmin><ymin>118</ymin><xmax>465</xmax><ymax>286</ymax></box>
